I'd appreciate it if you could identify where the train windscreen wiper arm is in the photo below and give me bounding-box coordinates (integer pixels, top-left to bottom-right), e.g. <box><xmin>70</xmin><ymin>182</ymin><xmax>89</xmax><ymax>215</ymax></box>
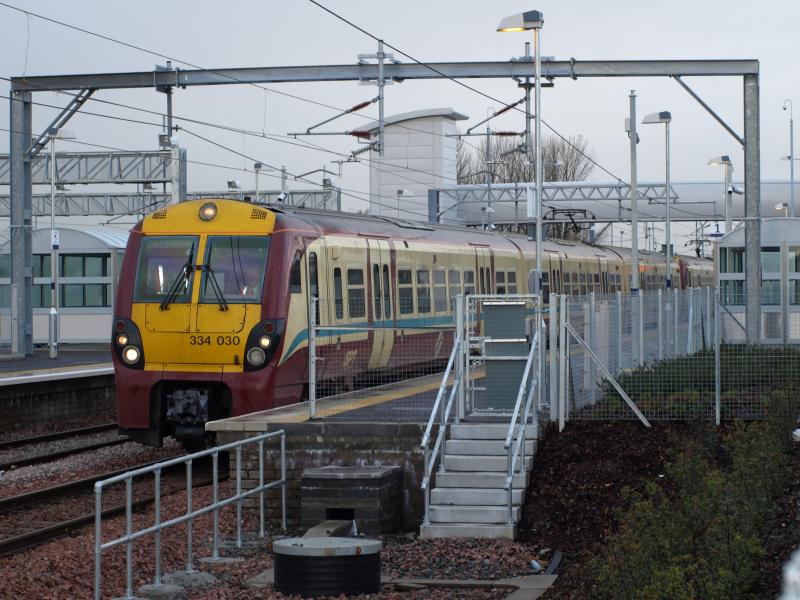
<box><xmin>201</xmin><ymin>262</ymin><xmax>229</xmax><ymax>312</ymax></box>
<box><xmin>159</xmin><ymin>243</ymin><xmax>195</xmax><ymax>311</ymax></box>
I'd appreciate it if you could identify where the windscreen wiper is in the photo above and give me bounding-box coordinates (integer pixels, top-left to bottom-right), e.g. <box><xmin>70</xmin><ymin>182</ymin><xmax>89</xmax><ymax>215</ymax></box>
<box><xmin>159</xmin><ymin>243</ymin><xmax>195</xmax><ymax>311</ymax></box>
<box><xmin>201</xmin><ymin>262</ymin><xmax>229</xmax><ymax>312</ymax></box>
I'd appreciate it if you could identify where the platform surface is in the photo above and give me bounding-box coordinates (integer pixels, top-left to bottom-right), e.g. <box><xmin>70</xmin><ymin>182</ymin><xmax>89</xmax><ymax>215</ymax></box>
<box><xmin>0</xmin><ymin>347</ymin><xmax>113</xmax><ymax>385</ymax></box>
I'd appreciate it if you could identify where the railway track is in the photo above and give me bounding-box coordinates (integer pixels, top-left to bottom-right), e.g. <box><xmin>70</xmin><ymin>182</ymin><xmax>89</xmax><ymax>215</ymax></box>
<box><xmin>0</xmin><ymin>455</ymin><xmax>222</xmax><ymax>556</ymax></box>
<box><xmin>0</xmin><ymin>423</ymin><xmax>128</xmax><ymax>471</ymax></box>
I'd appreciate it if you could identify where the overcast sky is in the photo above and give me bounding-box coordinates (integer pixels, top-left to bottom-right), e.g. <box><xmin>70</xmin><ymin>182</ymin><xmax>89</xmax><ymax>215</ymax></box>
<box><xmin>0</xmin><ymin>0</ymin><xmax>797</xmax><ymax>237</ymax></box>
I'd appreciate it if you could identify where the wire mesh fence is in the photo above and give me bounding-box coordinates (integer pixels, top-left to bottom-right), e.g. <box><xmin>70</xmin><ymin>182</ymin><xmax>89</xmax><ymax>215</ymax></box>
<box><xmin>554</xmin><ymin>287</ymin><xmax>800</xmax><ymax>424</ymax></box>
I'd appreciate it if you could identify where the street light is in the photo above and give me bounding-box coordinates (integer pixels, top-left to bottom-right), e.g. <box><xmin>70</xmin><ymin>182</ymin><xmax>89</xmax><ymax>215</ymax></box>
<box><xmin>784</xmin><ymin>99</ymin><xmax>794</xmax><ymax>217</ymax></box>
<box><xmin>396</xmin><ymin>189</ymin><xmax>413</xmax><ymax>218</ymax></box>
<box><xmin>708</xmin><ymin>155</ymin><xmax>733</xmax><ymax>233</ymax></box>
<box><xmin>497</xmin><ymin>9</ymin><xmax>544</xmax><ymax>294</ymax></box>
<box><xmin>642</xmin><ymin>111</ymin><xmax>673</xmax><ymax>288</ymax></box>
<box><xmin>46</xmin><ymin>127</ymin><xmax>75</xmax><ymax>359</ymax></box>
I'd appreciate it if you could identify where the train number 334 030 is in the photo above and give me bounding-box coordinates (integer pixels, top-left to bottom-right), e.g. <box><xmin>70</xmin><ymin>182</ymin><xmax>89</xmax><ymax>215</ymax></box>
<box><xmin>189</xmin><ymin>335</ymin><xmax>241</xmax><ymax>346</ymax></box>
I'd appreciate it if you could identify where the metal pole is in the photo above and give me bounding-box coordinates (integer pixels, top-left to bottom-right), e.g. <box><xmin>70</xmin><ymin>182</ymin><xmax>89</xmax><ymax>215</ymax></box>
<box><xmin>186</xmin><ymin>460</ymin><xmax>194</xmax><ymax>573</ymax></box>
<box><xmin>638</xmin><ymin>289</ymin><xmax>644</xmax><ymax>365</ymax></box>
<box><xmin>154</xmin><ymin>469</ymin><xmax>161</xmax><ymax>586</ymax></box>
<box><xmin>744</xmin><ymin>74</ymin><xmax>761</xmax><ymax>343</ymax></box>
<box><xmin>94</xmin><ymin>484</ymin><xmax>102</xmax><ymax>600</ymax></box>
<box><xmin>715</xmin><ymin>286</ymin><xmax>721</xmax><ymax>425</ymax></box>
<box><xmin>629</xmin><ymin>90</ymin><xmax>640</xmax><ymax>293</ymax></box>
<box><xmin>485</xmin><ymin>126</ymin><xmax>493</xmax><ymax>230</ymax></box>
<box><xmin>790</xmin><ymin>107</ymin><xmax>795</xmax><ymax>217</ymax></box>
<box><xmin>549</xmin><ymin>295</ymin><xmax>558</xmax><ymax>422</ymax></box>
<box><xmin>657</xmin><ymin>288</ymin><xmax>663</xmax><ymax>360</ymax></box>
<box><xmin>236</xmin><ymin>446</ymin><xmax>242</xmax><ymax>549</ymax></box>
<box><xmin>377</xmin><ymin>40</ymin><xmax>385</xmax><ymax>157</ymax></box>
<box><xmin>212</xmin><ymin>452</ymin><xmax>220</xmax><ymax>559</ymax></box>
<box><xmin>524</xmin><ymin>41</ymin><xmax>533</xmax><ymax>181</ymax></box>
<box><xmin>126</xmin><ymin>479</ymin><xmax>133</xmax><ymax>597</ymax></box>
<box><xmin>308</xmin><ymin>296</ymin><xmax>317</xmax><ymax>419</ymax></box>
<box><xmin>258</xmin><ymin>440</ymin><xmax>266</xmax><ymax>538</ymax></box>
<box><xmin>255</xmin><ymin>167</ymin><xmax>259</xmax><ymax>204</ymax></box>
<box><xmin>673</xmin><ymin>287</ymin><xmax>678</xmax><ymax>357</ymax></box>
<box><xmin>616</xmin><ymin>290</ymin><xmax>623</xmax><ymax>373</ymax></box>
<box><xmin>558</xmin><ymin>294</ymin><xmax>566</xmax><ymax>431</ymax></box>
<box><xmin>280</xmin><ymin>434</ymin><xmax>287</xmax><ymax>531</ymax></box>
<box><xmin>589</xmin><ymin>292</ymin><xmax>596</xmax><ymax>405</ymax></box>
<box><xmin>534</xmin><ymin>25</ymin><xmax>543</xmax><ymax>294</ymax></box>
<box><xmin>11</xmin><ymin>90</ymin><xmax>33</xmax><ymax>356</ymax></box>
<box><xmin>665</xmin><ymin>121</ymin><xmax>672</xmax><ymax>289</ymax></box>
<box><xmin>724</xmin><ymin>162</ymin><xmax>732</xmax><ymax>233</ymax></box>
<box><xmin>49</xmin><ymin>135</ymin><xmax>58</xmax><ymax>359</ymax></box>
<box><xmin>456</xmin><ymin>294</ymin><xmax>464</xmax><ymax>422</ymax></box>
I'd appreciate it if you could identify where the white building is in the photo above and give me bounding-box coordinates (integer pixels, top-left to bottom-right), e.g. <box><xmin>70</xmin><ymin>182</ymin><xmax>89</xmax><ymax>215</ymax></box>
<box><xmin>353</xmin><ymin>108</ymin><xmax>467</xmax><ymax>221</ymax></box>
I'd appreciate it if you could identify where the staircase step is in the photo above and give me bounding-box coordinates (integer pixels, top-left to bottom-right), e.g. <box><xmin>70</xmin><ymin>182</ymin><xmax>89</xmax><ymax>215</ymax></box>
<box><xmin>435</xmin><ymin>471</ymin><xmax>528</xmax><ymax>489</ymax></box>
<box><xmin>446</xmin><ymin>439</ymin><xmax>536</xmax><ymax>456</ymax></box>
<box><xmin>428</xmin><ymin>505</ymin><xmax>520</xmax><ymax>524</ymax></box>
<box><xmin>450</xmin><ymin>423</ymin><xmax>538</xmax><ymax>441</ymax></box>
<box><xmin>430</xmin><ymin>487</ymin><xmax>524</xmax><ymax>506</ymax></box>
<box><xmin>444</xmin><ymin>454</ymin><xmax>533</xmax><ymax>472</ymax></box>
<box><xmin>420</xmin><ymin>523</ymin><xmax>516</xmax><ymax>540</ymax></box>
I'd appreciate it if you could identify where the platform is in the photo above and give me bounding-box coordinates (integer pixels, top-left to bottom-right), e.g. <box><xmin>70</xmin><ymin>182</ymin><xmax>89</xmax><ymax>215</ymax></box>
<box><xmin>0</xmin><ymin>347</ymin><xmax>113</xmax><ymax>386</ymax></box>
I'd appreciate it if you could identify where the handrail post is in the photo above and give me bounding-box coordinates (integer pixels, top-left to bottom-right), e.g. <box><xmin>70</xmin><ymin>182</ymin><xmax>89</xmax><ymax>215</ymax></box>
<box><xmin>186</xmin><ymin>460</ymin><xmax>194</xmax><ymax>574</ymax></box>
<box><xmin>616</xmin><ymin>290</ymin><xmax>623</xmax><ymax>373</ymax></box>
<box><xmin>236</xmin><ymin>445</ymin><xmax>242</xmax><ymax>549</ymax></box>
<box><xmin>126</xmin><ymin>478</ymin><xmax>134</xmax><ymax>595</ymax></box>
<box><xmin>673</xmin><ymin>287</ymin><xmax>679</xmax><ymax>357</ymax></box>
<box><xmin>423</xmin><ymin>445</ymin><xmax>431</xmax><ymax>525</ymax></box>
<box><xmin>281</xmin><ymin>433</ymin><xmax>287</xmax><ymax>531</ymax></box>
<box><xmin>258</xmin><ymin>439</ymin><xmax>265</xmax><ymax>539</ymax></box>
<box><xmin>212</xmin><ymin>452</ymin><xmax>220</xmax><ymax>559</ymax></box>
<box><xmin>94</xmin><ymin>483</ymin><xmax>102</xmax><ymax>600</ymax></box>
<box><xmin>154</xmin><ymin>468</ymin><xmax>161</xmax><ymax>586</ymax></box>
<box><xmin>558</xmin><ymin>294</ymin><xmax>567</xmax><ymax>431</ymax></box>
<box><xmin>309</xmin><ymin>296</ymin><xmax>317</xmax><ymax>419</ymax></box>
<box><xmin>506</xmin><ymin>445</ymin><xmax>513</xmax><ymax>526</ymax></box>
<box><xmin>549</xmin><ymin>295</ymin><xmax>558</xmax><ymax>422</ymax></box>
<box><xmin>658</xmin><ymin>288</ymin><xmax>663</xmax><ymax>360</ymax></box>
<box><xmin>456</xmin><ymin>294</ymin><xmax>465</xmax><ymax>422</ymax></box>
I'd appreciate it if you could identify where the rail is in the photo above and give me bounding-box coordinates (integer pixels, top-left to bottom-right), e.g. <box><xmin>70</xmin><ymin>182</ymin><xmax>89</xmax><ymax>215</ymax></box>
<box><xmin>93</xmin><ymin>431</ymin><xmax>287</xmax><ymax>600</ymax></box>
<box><xmin>503</xmin><ymin>323</ymin><xmax>542</xmax><ymax>526</ymax></box>
<box><xmin>420</xmin><ymin>330</ymin><xmax>463</xmax><ymax>525</ymax></box>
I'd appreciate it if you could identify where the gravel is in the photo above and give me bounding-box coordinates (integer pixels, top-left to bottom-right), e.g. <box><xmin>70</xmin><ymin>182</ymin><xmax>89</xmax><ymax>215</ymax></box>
<box><xmin>0</xmin><ymin>429</ymin><xmax>126</xmax><ymax>469</ymax></box>
<box><xmin>0</xmin><ymin>413</ymin><xmax>117</xmax><ymax>443</ymax></box>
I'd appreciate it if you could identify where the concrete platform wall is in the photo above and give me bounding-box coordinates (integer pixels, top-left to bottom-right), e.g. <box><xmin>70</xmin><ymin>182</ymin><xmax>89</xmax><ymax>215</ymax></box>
<box><xmin>0</xmin><ymin>375</ymin><xmax>115</xmax><ymax>432</ymax></box>
<box><xmin>216</xmin><ymin>422</ymin><xmax>435</xmax><ymax>531</ymax></box>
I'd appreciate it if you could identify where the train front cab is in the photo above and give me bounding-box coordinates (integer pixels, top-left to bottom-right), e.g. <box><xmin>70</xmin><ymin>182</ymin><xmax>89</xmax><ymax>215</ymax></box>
<box><xmin>113</xmin><ymin>200</ymin><xmax>285</xmax><ymax>448</ymax></box>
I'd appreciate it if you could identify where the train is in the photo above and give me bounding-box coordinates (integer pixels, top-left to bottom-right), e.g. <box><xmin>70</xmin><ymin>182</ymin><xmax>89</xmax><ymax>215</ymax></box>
<box><xmin>112</xmin><ymin>198</ymin><xmax>713</xmax><ymax>448</ymax></box>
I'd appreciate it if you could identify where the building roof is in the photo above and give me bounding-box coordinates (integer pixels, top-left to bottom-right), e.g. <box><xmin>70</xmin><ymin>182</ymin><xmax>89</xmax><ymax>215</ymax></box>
<box><xmin>353</xmin><ymin>107</ymin><xmax>469</xmax><ymax>134</ymax></box>
<box><xmin>0</xmin><ymin>225</ymin><xmax>130</xmax><ymax>253</ymax></box>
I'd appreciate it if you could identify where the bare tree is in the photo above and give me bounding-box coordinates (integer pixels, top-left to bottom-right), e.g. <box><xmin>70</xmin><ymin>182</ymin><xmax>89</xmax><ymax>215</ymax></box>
<box><xmin>457</xmin><ymin>133</ymin><xmax>596</xmax><ymax>239</ymax></box>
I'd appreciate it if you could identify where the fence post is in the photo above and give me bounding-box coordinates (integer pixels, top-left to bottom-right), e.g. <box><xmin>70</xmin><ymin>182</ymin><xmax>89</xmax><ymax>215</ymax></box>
<box><xmin>558</xmin><ymin>294</ymin><xmax>567</xmax><ymax>431</ymax></box>
<box><xmin>657</xmin><ymin>289</ymin><xmax>663</xmax><ymax>361</ymax></box>
<box><xmin>308</xmin><ymin>296</ymin><xmax>317</xmax><ymax>420</ymax></box>
<box><xmin>94</xmin><ymin>485</ymin><xmax>102</xmax><ymax>600</ymax></box>
<box><xmin>715</xmin><ymin>287</ymin><xmax>721</xmax><ymax>426</ymax></box>
<box><xmin>616</xmin><ymin>290</ymin><xmax>623</xmax><ymax>374</ymax></box>
<box><xmin>673</xmin><ymin>288</ymin><xmax>679</xmax><ymax>357</ymax></box>
<box><xmin>587</xmin><ymin>292</ymin><xmax>596</xmax><ymax>405</ymax></box>
<box><xmin>687</xmin><ymin>288</ymin><xmax>694</xmax><ymax>355</ymax></box>
<box><xmin>549</xmin><ymin>295</ymin><xmax>558</xmax><ymax>423</ymax></box>
<box><xmin>638</xmin><ymin>291</ymin><xmax>644</xmax><ymax>366</ymax></box>
<box><xmin>456</xmin><ymin>294</ymin><xmax>465</xmax><ymax>422</ymax></box>
<box><xmin>706</xmin><ymin>286</ymin><xmax>712</xmax><ymax>349</ymax></box>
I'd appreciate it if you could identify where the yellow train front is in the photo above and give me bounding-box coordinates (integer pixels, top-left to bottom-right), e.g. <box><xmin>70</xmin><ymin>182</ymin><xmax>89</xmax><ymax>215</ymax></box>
<box><xmin>113</xmin><ymin>199</ymin><xmax>294</xmax><ymax>448</ymax></box>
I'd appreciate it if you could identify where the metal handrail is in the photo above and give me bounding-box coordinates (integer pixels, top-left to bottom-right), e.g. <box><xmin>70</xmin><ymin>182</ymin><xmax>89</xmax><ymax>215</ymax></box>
<box><xmin>420</xmin><ymin>330</ymin><xmax>463</xmax><ymax>525</ymax></box>
<box><xmin>94</xmin><ymin>430</ymin><xmax>287</xmax><ymax>600</ymax></box>
<box><xmin>503</xmin><ymin>324</ymin><xmax>542</xmax><ymax>526</ymax></box>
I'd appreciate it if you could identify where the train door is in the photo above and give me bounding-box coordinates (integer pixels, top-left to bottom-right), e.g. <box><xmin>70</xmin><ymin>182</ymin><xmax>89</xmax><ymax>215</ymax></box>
<box><xmin>367</xmin><ymin>239</ymin><xmax>394</xmax><ymax>369</ymax></box>
<box><xmin>474</xmin><ymin>247</ymin><xmax>491</xmax><ymax>332</ymax></box>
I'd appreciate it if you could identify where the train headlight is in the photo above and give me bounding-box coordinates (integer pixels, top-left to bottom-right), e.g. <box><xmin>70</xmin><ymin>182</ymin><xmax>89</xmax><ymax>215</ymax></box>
<box><xmin>246</xmin><ymin>347</ymin><xmax>266</xmax><ymax>367</ymax></box>
<box><xmin>116</xmin><ymin>333</ymin><xmax>129</xmax><ymax>346</ymax></box>
<box><xmin>122</xmin><ymin>346</ymin><xmax>141</xmax><ymax>365</ymax></box>
<box><xmin>258</xmin><ymin>335</ymin><xmax>272</xmax><ymax>349</ymax></box>
<box><xmin>199</xmin><ymin>202</ymin><xmax>218</xmax><ymax>221</ymax></box>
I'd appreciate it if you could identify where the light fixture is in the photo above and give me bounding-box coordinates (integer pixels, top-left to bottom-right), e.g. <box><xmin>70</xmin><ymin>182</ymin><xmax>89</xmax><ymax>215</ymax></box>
<box><xmin>708</xmin><ymin>155</ymin><xmax>734</xmax><ymax>233</ymax></box>
<box><xmin>258</xmin><ymin>335</ymin><xmax>272</xmax><ymax>349</ymax></box>
<box><xmin>116</xmin><ymin>333</ymin><xmax>129</xmax><ymax>346</ymax></box>
<box><xmin>496</xmin><ymin>10</ymin><xmax>543</xmax><ymax>32</ymax></box>
<box><xmin>199</xmin><ymin>202</ymin><xmax>218</xmax><ymax>221</ymax></box>
<box><xmin>226</xmin><ymin>179</ymin><xmax>241</xmax><ymax>190</ymax></box>
<box><xmin>122</xmin><ymin>346</ymin><xmax>141</xmax><ymax>365</ymax></box>
<box><xmin>642</xmin><ymin>110</ymin><xmax>673</xmax><ymax>288</ymax></box>
<box><xmin>247</xmin><ymin>347</ymin><xmax>266</xmax><ymax>366</ymax></box>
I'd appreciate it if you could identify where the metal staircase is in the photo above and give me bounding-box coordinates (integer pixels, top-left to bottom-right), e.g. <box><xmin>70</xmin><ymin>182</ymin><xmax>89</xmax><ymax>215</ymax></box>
<box><xmin>420</xmin><ymin>295</ymin><xmax>543</xmax><ymax>540</ymax></box>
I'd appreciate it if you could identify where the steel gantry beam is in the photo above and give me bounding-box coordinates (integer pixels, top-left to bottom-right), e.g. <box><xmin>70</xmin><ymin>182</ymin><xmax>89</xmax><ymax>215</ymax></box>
<box><xmin>7</xmin><ymin>57</ymin><xmax>762</xmax><ymax>354</ymax></box>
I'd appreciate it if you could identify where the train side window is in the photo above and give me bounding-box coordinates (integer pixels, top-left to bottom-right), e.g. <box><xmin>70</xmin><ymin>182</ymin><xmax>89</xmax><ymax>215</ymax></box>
<box><xmin>372</xmin><ymin>264</ymin><xmax>381</xmax><ymax>320</ymax></box>
<box><xmin>541</xmin><ymin>272</ymin><xmax>549</xmax><ymax>304</ymax></box>
<box><xmin>416</xmin><ymin>269</ymin><xmax>431</xmax><ymax>313</ymax></box>
<box><xmin>563</xmin><ymin>272</ymin><xmax>571</xmax><ymax>296</ymax></box>
<box><xmin>448</xmin><ymin>268</ymin><xmax>461</xmax><ymax>309</ymax></box>
<box><xmin>382</xmin><ymin>265</ymin><xmax>391</xmax><ymax>319</ymax></box>
<box><xmin>348</xmin><ymin>268</ymin><xmax>366</xmax><ymax>319</ymax></box>
<box><xmin>593</xmin><ymin>273</ymin><xmax>600</xmax><ymax>292</ymax></box>
<box><xmin>333</xmin><ymin>268</ymin><xmax>344</xmax><ymax>319</ymax></box>
<box><xmin>579</xmin><ymin>273</ymin><xmax>587</xmax><ymax>296</ymax></box>
<box><xmin>485</xmin><ymin>269</ymin><xmax>492</xmax><ymax>294</ymax></box>
<box><xmin>496</xmin><ymin>270</ymin><xmax>506</xmax><ymax>295</ymax></box>
<box><xmin>309</xmin><ymin>253</ymin><xmax>318</xmax><ymax>297</ymax></box>
<box><xmin>289</xmin><ymin>252</ymin><xmax>302</xmax><ymax>293</ymax></box>
<box><xmin>507</xmin><ymin>271</ymin><xmax>517</xmax><ymax>294</ymax></box>
<box><xmin>464</xmin><ymin>270</ymin><xmax>475</xmax><ymax>296</ymax></box>
<box><xmin>398</xmin><ymin>268</ymin><xmax>413</xmax><ymax>314</ymax></box>
<box><xmin>433</xmin><ymin>268</ymin><xmax>447</xmax><ymax>313</ymax></box>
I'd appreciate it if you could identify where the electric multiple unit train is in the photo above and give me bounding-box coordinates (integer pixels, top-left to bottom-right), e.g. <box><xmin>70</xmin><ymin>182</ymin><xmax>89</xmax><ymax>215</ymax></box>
<box><xmin>112</xmin><ymin>198</ymin><xmax>713</xmax><ymax>447</ymax></box>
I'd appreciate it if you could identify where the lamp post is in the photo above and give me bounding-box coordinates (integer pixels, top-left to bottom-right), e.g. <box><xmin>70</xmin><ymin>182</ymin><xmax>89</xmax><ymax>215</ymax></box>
<box><xmin>254</xmin><ymin>162</ymin><xmax>262</xmax><ymax>203</ymax></box>
<box><xmin>708</xmin><ymin>155</ymin><xmax>733</xmax><ymax>232</ymax></box>
<box><xmin>784</xmin><ymin>99</ymin><xmax>794</xmax><ymax>217</ymax></box>
<box><xmin>396</xmin><ymin>189</ymin><xmax>413</xmax><ymax>218</ymax></box>
<box><xmin>497</xmin><ymin>9</ymin><xmax>544</xmax><ymax>294</ymax></box>
<box><xmin>642</xmin><ymin>111</ymin><xmax>673</xmax><ymax>288</ymax></box>
<box><xmin>46</xmin><ymin>127</ymin><xmax>75</xmax><ymax>359</ymax></box>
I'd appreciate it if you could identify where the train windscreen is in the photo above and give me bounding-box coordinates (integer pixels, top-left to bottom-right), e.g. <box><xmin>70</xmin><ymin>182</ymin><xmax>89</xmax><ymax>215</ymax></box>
<box><xmin>200</xmin><ymin>236</ymin><xmax>270</xmax><ymax>304</ymax></box>
<box><xmin>133</xmin><ymin>235</ymin><xmax>199</xmax><ymax>303</ymax></box>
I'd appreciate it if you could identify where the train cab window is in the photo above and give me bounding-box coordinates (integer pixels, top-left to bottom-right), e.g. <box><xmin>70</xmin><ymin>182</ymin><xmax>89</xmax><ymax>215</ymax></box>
<box><xmin>416</xmin><ymin>269</ymin><xmax>431</xmax><ymax>313</ymax></box>
<box><xmin>382</xmin><ymin>265</ymin><xmax>391</xmax><ymax>319</ymax></box>
<box><xmin>347</xmin><ymin>268</ymin><xmax>366</xmax><ymax>318</ymax></box>
<box><xmin>464</xmin><ymin>270</ymin><xmax>475</xmax><ymax>296</ymax></box>
<box><xmin>508</xmin><ymin>271</ymin><xmax>517</xmax><ymax>294</ymax></box>
<box><xmin>448</xmin><ymin>268</ymin><xmax>461</xmax><ymax>308</ymax></box>
<box><xmin>134</xmin><ymin>235</ymin><xmax>199</xmax><ymax>303</ymax></box>
<box><xmin>333</xmin><ymin>268</ymin><xmax>344</xmax><ymax>319</ymax></box>
<box><xmin>433</xmin><ymin>269</ymin><xmax>447</xmax><ymax>313</ymax></box>
<box><xmin>201</xmin><ymin>236</ymin><xmax>270</xmax><ymax>303</ymax></box>
<box><xmin>398</xmin><ymin>268</ymin><xmax>413</xmax><ymax>314</ymax></box>
<box><xmin>496</xmin><ymin>271</ymin><xmax>506</xmax><ymax>295</ymax></box>
<box><xmin>289</xmin><ymin>252</ymin><xmax>302</xmax><ymax>293</ymax></box>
